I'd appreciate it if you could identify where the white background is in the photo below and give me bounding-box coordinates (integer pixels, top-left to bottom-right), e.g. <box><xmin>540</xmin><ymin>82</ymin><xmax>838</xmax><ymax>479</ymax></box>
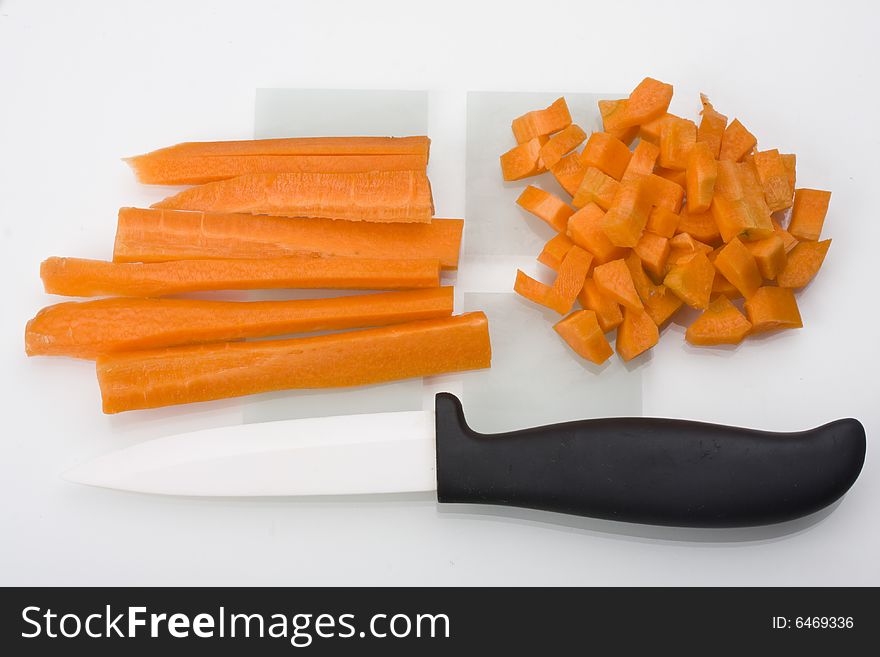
<box><xmin>1</xmin><ymin>0</ymin><xmax>878</xmax><ymax>585</ymax></box>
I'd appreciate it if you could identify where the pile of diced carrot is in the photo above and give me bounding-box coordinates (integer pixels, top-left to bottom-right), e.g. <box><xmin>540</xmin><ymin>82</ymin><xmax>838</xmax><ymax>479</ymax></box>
<box><xmin>501</xmin><ymin>79</ymin><xmax>831</xmax><ymax>365</ymax></box>
<box><xmin>26</xmin><ymin>136</ymin><xmax>491</xmax><ymax>413</ymax></box>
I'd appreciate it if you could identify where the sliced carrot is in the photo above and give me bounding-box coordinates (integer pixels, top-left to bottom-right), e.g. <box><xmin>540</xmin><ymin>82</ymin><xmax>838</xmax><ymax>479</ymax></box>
<box><xmin>550</xmin><ymin>152</ymin><xmax>586</xmax><ymax>196</ymax></box>
<box><xmin>96</xmin><ymin>312</ymin><xmax>492</xmax><ymax>413</ymax></box>
<box><xmin>567</xmin><ymin>203</ymin><xmax>627</xmax><ymax>264</ymax></box>
<box><xmin>625</xmin><ymin>253</ymin><xmax>682</xmax><ymax>326</ymax></box>
<box><xmin>602</xmin><ymin>179</ymin><xmax>652</xmax><ymax>247</ymax></box>
<box><xmin>622</xmin><ymin>140</ymin><xmax>660</xmax><ymax>183</ymax></box>
<box><xmin>719</xmin><ymin>119</ymin><xmax>757</xmax><ymax>162</ymax></box>
<box><xmin>777</xmin><ymin>239</ymin><xmax>831</xmax><ymax>288</ymax></box>
<box><xmin>551</xmin><ymin>246</ymin><xmax>593</xmax><ymax>314</ymax></box>
<box><xmin>781</xmin><ymin>153</ymin><xmax>797</xmax><ymax>190</ymax></box>
<box><xmin>772</xmin><ymin>218</ymin><xmax>799</xmax><ymax>254</ymax></box>
<box><xmin>653</xmin><ymin>166</ymin><xmax>687</xmax><ymax>189</ymax></box>
<box><xmin>667</xmin><ymin>232</ymin><xmax>713</xmax><ymax>266</ymax></box>
<box><xmin>572</xmin><ymin>167</ymin><xmax>620</xmax><ymax>210</ymax></box>
<box><xmin>676</xmin><ymin>205</ymin><xmax>721</xmax><ymax>245</ymax></box>
<box><xmin>539</xmin><ymin>124</ymin><xmax>587</xmax><ymax>169</ymax></box>
<box><xmin>41</xmin><ymin>256</ymin><xmax>440</xmax><ymax>298</ymax></box>
<box><xmin>744</xmin><ymin>287</ymin><xmax>803</xmax><ymax>333</ymax></box>
<box><xmin>659</xmin><ymin>116</ymin><xmax>697</xmax><ymax>170</ymax></box>
<box><xmin>697</xmin><ymin>94</ymin><xmax>728</xmax><ymax>159</ymax></box>
<box><xmin>593</xmin><ymin>258</ymin><xmax>643</xmax><ymax>310</ymax></box>
<box><xmin>579</xmin><ymin>132</ymin><xmax>632</xmax><ymax>181</ymax></box>
<box><xmin>753</xmin><ymin>149</ymin><xmax>794</xmax><ymax>212</ymax></box>
<box><xmin>788</xmin><ymin>188</ymin><xmax>831</xmax><ymax>241</ymax></box>
<box><xmin>744</xmin><ymin>234</ymin><xmax>787</xmax><ymax>280</ymax></box>
<box><xmin>711</xmin><ymin>161</ymin><xmax>773</xmax><ymax>242</ymax></box>
<box><xmin>633</xmin><ymin>231</ymin><xmax>670</xmax><ymax>280</ymax></box>
<box><xmin>619</xmin><ymin>77</ymin><xmax>674</xmax><ymax>129</ymax></box>
<box><xmin>577</xmin><ymin>278</ymin><xmax>623</xmax><ymax>332</ymax></box>
<box><xmin>713</xmin><ymin>238</ymin><xmax>763</xmax><ymax>299</ymax></box>
<box><xmin>516</xmin><ymin>185</ymin><xmax>575</xmax><ymax>232</ymax></box>
<box><xmin>501</xmin><ymin>137</ymin><xmax>547</xmax><ymax>181</ymax></box>
<box><xmin>554</xmin><ymin>310</ymin><xmax>613</xmax><ymax>365</ymax></box>
<box><xmin>114</xmin><ymin>208</ymin><xmax>463</xmax><ymax>270</ymax></box>
<box><xmin>131</xmin><ymin>135</ymin><xmax>431</xmax><ymax>158</ymax></box>
<box><xmin>685</xmin><ymin>141</ymin><xmax>718</xmax><ymax>213</ymax></box>
<box><xmin>711</xmin><ymin>270</ymin><xmax>742</xmax><ymax>300</ymax></box>
<box><xmin>512</xmin><ymin>97</ymin><xmax>572</xmax><ymax>144</ymax></box>
<box><xmin>25</xmin><ymin>288</ymin><xmax>454</xmax><ymax>359</ymax></box>
<box><xmin>645</xmin><ymin>207</ymin><xmax>680</xmax><ymax>239</ymax></box>
<box><xmin>153</xmin><ymin>171</ymin><xmax>434</xmax><ymax>223</ymax></box>
<box><xmin>639</xmin><ymin>113</ymin><xmax>673</xmax><ymax>145</ymax></box>
<box><xmin>641</xmin><ymin>173</ymin><xmax>684</xmax><ymax>212</ymax></box>
<box><xmin>538</xmin><ymin>233</ymin><xmax>575</xmax><ymax>271</ymax></box>
<box><xmin>616</xmin><ymin>307</ymin><xmax>659</xmax><ymax>361</ymax></box>
<box><xmin>663</xmin><ymin>251</ymin><xmax>714</xmax><ymax>309</ymax></box>
<box><xmin>685</xmin><ymin>295</ymin><xmax>751</xmax><ymax>346</ymax></box>
<box><xmin>598</xmin><ymin>100</ymin><xmax>639</xmax><ymax>145</ymax></box>
<box><xmin>515</xmin><ymin>270</ymin><xmax>560</xmax><ymax>313</ymax></box>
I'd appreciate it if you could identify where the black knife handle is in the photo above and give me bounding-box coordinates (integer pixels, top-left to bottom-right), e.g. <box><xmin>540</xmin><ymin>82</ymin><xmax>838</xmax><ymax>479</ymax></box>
<box><xmin>434</xmin><ymin>393</ymin><xmax>866</xmax><ymax>527</ymax></box>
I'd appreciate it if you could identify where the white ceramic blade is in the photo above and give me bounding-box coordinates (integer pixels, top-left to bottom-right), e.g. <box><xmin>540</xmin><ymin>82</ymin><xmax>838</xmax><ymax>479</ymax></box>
<box><xmin>64</xmin><ymin>410</ymin><xmax>437</xmax><ymax>497</ymax></box>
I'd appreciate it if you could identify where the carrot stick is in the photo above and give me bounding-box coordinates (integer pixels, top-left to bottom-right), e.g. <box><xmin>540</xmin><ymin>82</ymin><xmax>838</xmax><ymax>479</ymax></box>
<box><xmin>131</xmin><ymin>135</ymin><xmax>431</xmax><ymax>158</ymax></box>
<box><xmin>152</xmin><ymin>171</ymin><xmax>435</xmax><ymax>223</ymax></box>
<box><xmin>25</xmin><ymin>288</ymin><xmax>454</xmax><ymax>359</ymax></box>
<box><xmin>113</xmin><ymin>208</ymin><xmax>463</xmax><ymax>270</ymax></box>
<box><xmin>40</xmin><ymin>256</ymin><xmax>441</xmax><ymax>298</ymax></box>
<box><xmin>96</xmin><ymin>312</ymin><xmax>492</xmax><ymax>413</ymax></box>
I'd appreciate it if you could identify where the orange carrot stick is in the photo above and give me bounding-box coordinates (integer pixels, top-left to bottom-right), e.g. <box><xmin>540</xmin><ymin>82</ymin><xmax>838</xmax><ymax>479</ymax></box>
<box><xmin>96</xmin><ymin>312</ymin><xmax>492</xmax><ymax>413</ymax></box>
<box><xmin>131</xmin><ymin>136</ymin><xmax>431</xmax><ymax>158</ymax></box>
<box><xmin>152</xmin><ymin>171</ymin><xmax>434</xmax><ymax>223</ymax></box>
<box><xmin>25</xmin><ymin>288</ymin><xmax>454</xmax><ymax>359</ymax></box>
<box><xmin>41</xmin><ymin>256</ymin><xmax>440</xmax><ymax>298</ymax></box>
<box><xmin>113</xmin><ymin>208</ymin><xmax>463</xmax><ymax>270</ymax></box>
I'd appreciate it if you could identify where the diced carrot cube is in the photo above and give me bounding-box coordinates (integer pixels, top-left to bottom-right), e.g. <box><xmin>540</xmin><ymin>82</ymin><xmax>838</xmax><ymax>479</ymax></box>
<box><xmin>777</xmin><ymin>239</ymin><xmax>831</xmax><ymax>288</ymax></box>
<box><xmin>539</xmin><ymin>124</ymin><xmax>587</xmax><ymax>169</ymax></box>
<box><xmin>573</xmin><ymin>167</ymin><xmax>620</xmax><ymax>210</ymax></box>
<box><xmin>578</xmin><ymin>278</ymin><xmax>623</xmax><ymax>332</ymax></box>
<box><xmin>616</xmin><ymin>307</ymin><xmax>660</xmax><ymax>361</ymax></box>
<box><xmin>659</xmin><ymin>116</ymin><xmax>697</xmax><ymax>170</ymax></box>
<box><xmin>685</xmin><ymin>295</ymin><xmax>752</xmax><ymax>346</ymax></box>
<box><xmin>516</xmin><ymin>185</ymin><xmax>574</xmax><ymax>232</ymax></box>
<box><xmin>719</xmin><ymin>119</ymin><xmax>757</xmax><ymax>162</ymax></box>
<box><xmin>633</xmin><ymin>231</ymin><xmax>670</xmax><ymax>280</ymax></box>
<box><xmin>711</xmin><ymin>161</ymin><xmax>773</xmax><ymax>242</ymax></box>
<box><xmin>598</xmin><ymin>99</ymin><xmax>639</xmax><ymax>145</ymax></box>
<box><xmin>744</xmin><ymin>287</ymin><xmax>803</xmax><ymax>333</ymax></box>
<box><xmin>744</xmin><ymin>234</ymin><xmax>787</xmax><ymax>280</ymax></box>
<box><xmin>622</xmin><ymin>140</ymin><xmax>660</xmax><ymax>183</ymax></box>
<box><xmin>772</xmin><ymin>218</ymin><xmax>799</xmax><ymax>253</ymax></box>
<box><xmin>641</xmin><ymin>173</ymin><xmax>684</xmax><ymax>213</ymax></box>
<box><xmin>685</xmin><ymin>141</ymin><xmax>718</xmax><ymax>213</ymax></box>
<box><xmin>788</xmin><ymin>188</ymin><xmax>831</xmax><ymax>241</ymax></box>
<box><xmin>639</xmin><ymin>113</ymin><xmax>673</xmax><ymax>145</ymax></box>
<box><xmin>593</xmin><ymin>258</ymin><xmax>643</xmax><ymax>310</ymax></box>
<box><xmin>551</xmin><ymin>246</ymin><xmax>593</xmax><ymax>313</ymax></box>
<box><xmin>667</xmin><ymin>232</ymin><xmax>713</xmax><ymax>267</ymax></box>
<box><xmin>781</xmin><ymin>153</ymin><xmax>796</xmax><ymax>190</ymax></box>
<box><xmin>653</xmin><ymin>165</ymin><xmax>688</xmax><ymax>189</ymax></box>
<box><xmin>550</xmin><ymin>152</ymin><xmax>586</xmax><ymax>196</ymax></box>
<box><xmin>621</xmin><ymin>77</ymin><xmax>674</xmax><ymax>128</ymax></box>
<box><xmin>602</xmin><ymin>179</ymin><xmax>652</xmax><ymax>247</ymax></box>
<box><xmin>646</xmin><ymin>206</ymin><xmax>680</xmax><ymax>239</ymax></box>
<box><xmin>697</xmin><ymin>94</ymin><xmax>727</xmax><ymax>159</ymax></box>
<box><xmin>663</xmin><ymin>251</ymin><xmax>715</xmax><ymax>309</ymax></box>
<box><xmin>579</xmin><ymin>132</ymin><xmax>633</xmax><ymax>181</ymax></box>
<box><xmin>537</xmin><ymin>233</ymin><xmax>575</xmax><ymax>271</ymax></box>
<box><xmin>567</xmin><ymin>203</ymin><xmax>627</xmax><ymax>264</ymax></box>
<box><xmin>554</xmin><ymin>310</ymin><xmax>614</xmax><ymax>365</ymax></box>
<box><xmin>713</xmin><ymin>237</ymin><xmax>763</xmax><ymax>299</ymax></box>
<box><xmin>500</xmin><ymin>137</ymin><xmax>546</xmax><ymax>181</ymax></box>
<box><xmin>753</xmin><ymin>149</ymin><xmax>794</xmax><ymax>212</ymax></box>
<box><xmin>512</xmin><ymin>97</ymin><xmax>572</xmax><ymax>144</ymax></box>
<box><xmin>625</xmin><ymin>252</ymin><xmax>683</xmax><ymax>326</ymax></box>
<box><xmin>677</xmin><ymin>205</ymin><xmax>721</xmax><ymax>245</ymax></box>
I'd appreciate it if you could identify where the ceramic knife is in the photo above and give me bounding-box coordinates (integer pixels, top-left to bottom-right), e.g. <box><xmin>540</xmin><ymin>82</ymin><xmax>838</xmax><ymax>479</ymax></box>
<box><xmin>65</xmin><ymin>393</ymin><xmax>866</xmax><ymax>527</ymax></box>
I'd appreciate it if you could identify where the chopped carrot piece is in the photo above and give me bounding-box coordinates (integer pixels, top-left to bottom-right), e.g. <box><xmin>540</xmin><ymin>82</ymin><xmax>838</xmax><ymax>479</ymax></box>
<box><xmin>685</xmin><ymin>141</ymin><xmax>718</xmax><ymax>213</ymax></box>
<box><xmin>598</xmin><ymin>100</ymin><xmax>639</xmax><ymax>145</ymax></box>
<box><xmin>625</xmin><ymin>253</ymin><xmax>683</xmax><ymax>326</ymax></box>
<box><xmin>602</xmin><ymin>179</ymin><xmax>652</xmax><ymax>247</ymax></box>
<box><xmin>554</xmin><ymin>310</ymin><xmax>614</xmax><ymax>365</ymax></box>
<box><xmin>677</xmin><ymin>205</ymin><xmax>721</xmax><ymax>245</ymax></box>
<box><xmin>719</xmin><ymin>119</ymin><xmax>757</xmax><ymax>162</ymax></box>
<box><xmin>96</xmin><ymin>312</ymin><xmax>492</xmax><ymax>413</ymax></box>
<box><xmin>713</xmin><ymin>238</ymin><xmax>763</xmax><ymax>299</ymax></box>
<box><xmin>567</xmin><ymin>203</ymin><xmax>627</xmax><ymax>264</ymax></box>
<box><xmin>653</xmin><ymin>166</ymin><xmax>687</xmax><ymax>189</ymax></box>
<box><xmin>501</xmin><ymin>137</ymin><xmax>547</xmax><ymax>181</ymax></box>
<box><xmin>772</xmin><ymin>218</ymin><xmax>799</xmax><ymax>253</ymax></box>
<box><xmin>619</xmin><ymin>77</ymin><xmax>674</xmax><ymax>128</ymax></box>
<box><xmin>788</xmin><ymin>189</ymin><xmax>832</xmax><ymax>241</ymax></box>
<box><xmin>551</xmin><ymin>246</ymin><xmax>593</xmax><ymax>313</ymax></box>
<box><xmin>593</xmin><ymin>258</ymin><xmax>643</xmax><ymax>310</ymax></box>
<box><xmin>781</xmin><ymin>153</ymin><xmax>797</xmax><ymax>190</ymax></box>
<box><xmin>538</xmin><ymin>233</ymin><xmax>575</xmax><ymax>271</ymax></box>
<box><xmin>580</xmin><ymin>132</ymin><xmax>633</xmax><ymax>181</ymax></box>
<box><xmin>777</xmin><ymin>239</ymin><xmax>831</xmax><ymax>288</ymax></box>
<box><xmin>667</xmin><ymin>232</ymin><xmax>713</xmax><ymax>266</ymax></box>
<box><xmin>516</xmin><ymin>185</ymin><xmax>575</xmax><ymax>232</ymax></box>
<box><xmin>512</xmin><ymin>97</ymin><xmax>572</xmax><ymax>144</ymax></box>
<box><xmin>577</xmin><ymin>278</ymin><xmax>624</xmax><ymax>332</ymax></box>
<box><xmin>685</xmin><ymin>295</ymin><xmax>752</xmax><ymax>346</ymax></box>
<box><xmin>711</xmin><ymin>270</ymin><xmax>742</xmax><ymax>300</ymax></box>
<box><xmin>697</xmin><ymin>94</ymin><xmax>728</xmax><ymax>159</ymax></box>
<box><xmin>622</xmin><ymin>140</ymin><xmax>660</xmax><ymax>183</ymax></box>
<box><xmin>550</xmin><ymin>152</ymin><xmax>586</xmax><ymax>196</ymax></box>
<box><xmin>659</xmin><ymin>116</ymin><xmax>697</xmax><ymax>170</ymax></box>
<box><xmin>753</xmin><ymin>149</ymin><xmax>794</xmax><ymax>211</ymax></box>
<box><xmin>633</xmin><ymin>231</ymin><xmax>670</xmax><ymax>280</ymax></box>
<box><xmin>514</xmin><ymin>270</ymin><xmax>566</xmax><ymax>314</ymax></box>
<box><xmin>645</xmin><ymin>207</ymin><xmax>680</xmax><ymax>239</ymax></box>
<box><xmin>573</xmin><ymin>167</ymin><xmax>620</xmax><ymax>210</ymax></box>
<box><xmin>153</xmin><ymin>170</ymin><xmax>435</xmax><ymax>224</ymax></box>
<box><xmin>711</xmin><ymin>161</ymin><xmax>773</xmax><ymax>242</ymax></box>
<box><xmin>538</xmin><ymin>124</ymin><xmax>587</xmax><ymax>169</ymax></box>
<box><xmin>41</xmin><ymin>256</ymin><xmax>440</xmax><ymax>298</ymax></box>
<box><xmin>744</xmin><ymin>234</ymin><xmax>787</xmax><ymax>280</ymax></box>
<box><xmin>616</xmin><ymin>307</ymin><xmax>659</xmax><ymax>361</ymax></box>
<box><xmin>663</xmin><ymin>251</ymin><xmax>714</xmax><ymax>309</ymax></box>
<box><xmin>641</xmin><ymin>173</ymin><xmax>684</xmax><ymax>212</ymax></box>
<box><xmin>25</xmin><ymin>288</ymin><xmax>454</xmax><ymax>359</ymax></box>
<box><xmin>133</xmin><ymin>135</ymin><xmax>431</xmax><ymax>158</ymax></box>
<box><xmin>744</xmin><ymin>287</ymin><xmax>803</xmax><ymax>333</ymax></box>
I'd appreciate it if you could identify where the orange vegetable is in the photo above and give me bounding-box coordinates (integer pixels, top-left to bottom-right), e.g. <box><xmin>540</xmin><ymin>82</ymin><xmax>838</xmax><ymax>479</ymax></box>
<box><xmin>512</xmin><ymin>97</ymin><xmax>572</xmax><ymax>144</ymax></box>
<box><xmin>577</xmin><ymin>278</ymin><xmax>623</xmax><ymax>332</ymax></box>
<box><xmin>97</xmin><ymin>312</ymin><xmax>492</xmax><ymax>413</ymax></box>
<box><xmin>744</xmin><ymin>234</ymin><xmax>787</xmax><ymax>280</ymax></box>
<box><xmin>598</xmin><ymin>100</ymin><xmax>639</xmax><ymax>145</ymax></box>
<box><xmin>638</xmin><ymin>113</ymin><xmax>672</xmax><ymax>145</ymax></box>
<box><xmin>777</xmin><ymin>239</ymin><xmax>831</xmax><ymax>288</ymax></box>
<box><xmin>514</xmin><ymin>270</ymin><xmax>565</xmax><ymax>314</ymax></box>
<box><xmin>772</xmin><ymin>218</ymin><xmax>799</xmax><ymax>254</ymax></box>
<box><xmin>667</xmin><ymin>232</ymin><xmax>713</xmax><ymax>266</ymax></box>
<box><xmin>501</xmin><ymin>137</ymin><xmax>547</xmax><ymax>181</ymax></box>
<box><xmin>753</xmin><ymin>149</ymin><xmax>794</xmax><ymax>212</ymax></box>
<box><xmin>593</xmin><ymin>258</ymin><xmax>643</xmax><ymax>310</ymax></box>
<box><xmin>114</xmin><ymin>208</ymin><xmax>464</xmax><ymax>270</ymax></box>
<box><xmin>602</xmin><ymin>179</ymin><xmax>652</xmax><ymax>247</ymax></box>
<box><xmin>719</xmin><ymin>119</ymin><xmax>757</xmax><ymax>162</ymax></box>
<box><xmin>653</xmin><ymin>166</ymin><xmax>688</xmax><ymax>189</ymax></box>
<box><xmin>711</xmin><ymin>270</ymin><xmax>742</xmax><ymax>300</ymax></box>
<box><xmin>579</xmin><ymin>132</ymin><xmax>632</xmax><ymax>181</ymax></box>
<box><xmin>625</xmin><ymin>253</ymin><xmax>683</xmax><ymax>326</ymax></box>
<box><xmin>663</xmin><ymin>251</ymin><xmax>714</xmax><ymax>309</ymax></box>
<box><xmin>554</xmin><ymin>310</ymin><xmax>614</xmax><ymax>365</ymax></box>
<box><xmin>744</xmin><ymin>287</ymin><xmax>803</xmax><ymax>333</ymax></box>
<box><xmin>567</xmin><ymin>203</ymin><xmax>627</xmax><ymax>264</ymax></box>
<box><xmin>677</xmin><ymin>206</ymin><xmax>721</xmax><ymax>245</ymax></box>
<box><xmin>685</xmin><ymin>295</ymin><xmax>751</xmax><ymax>346</ymax></box>
<box><xmin>645</xmin><ymin>207</ymin><xmax>680</xmax><ymax>239</ymax></box>
<box><xmin>25</xmin><ymin>288</ymin><xmax>454</xmax><ymax>359</ymax></box>
<box><xmin>659</xmin><ymin>116</ymin><xmax>697</xmax><ymax>170</ymax></box>
<box><xmin>516</xmin><ymin>185</ymin><xmax>575</xmax><ymax>232</ymax></box>
<box><xmin>711</xmin><ymin>161</ymin><xmax>773</xmax><ymax>242</ymax></box>
<box><xmin>538</xmin><ymin>124</ymin><xmax>587</xmax><ymax>169</ymax></box>
<box><xmin>153</xmin><ymin>170</ymin><xmax>434</xmax><ymax>223</ymax></box>
<box><xmin>781</xmin><ymin>153</ymin><xmax>797</xmax><ymax>190</ymax></box>
<box><xmin>538</xmin><ymin>233</ymin><xmax>575</xmax><ymax>271</ymax></box>
<box><xmin>641</xmin><ymin>173</ymin><xmax>684</xmax><ymax>212</ymax></box>
<box><xmin>685</xmin><ymin>141</ymin><xmax>718</xmax><ymax>213</ymax></box>
<box><xmin>622</xmin><ymin>140</ymin><xmax>660</xmax><ymax>183</ymax></box>
<box><xmin>616</xmin><ymin>307</ymin><xmax>659</xmax><ymax>361</ymax></box>
<box><xmin>697</xmin><ymin>94</ymin><xmax>727</xmax><ymax>159</ymax></box>
<box><xmin>572</xmin><ymin>167</ymin><xmax>620</xmax><ymax>210</ymax></box>
<box><xmin>550</xmin><ymin>152</ymin><xmax>586</xmax><ymax>196</ymax></box>
<box><xmin>41</xmin><ymin>256</ymin><xmax>440</xmax><ymax>298</ymax></box>
<box><xmin>788</xmin><ymin>189</ymin><xmax>832</xmax><ymax>241</ymax></box>
<box><xmin>618</xmin><ymin>77</ymin><xmax>674</xmax><ymax>129</ymax></box>
<box><xmin>551</xmin><ymin>246</ymin><xmax>593</xmax><ymax>313</ymax></box>
<box><xmin>713</xmin><ymin>238</ymin><xmax>763</xmax><ymax>299</ymax></box>
<box><xmin>633</xmin><ymin>231</ymin><xmax>670</xmax><ymax>280</ymax></box>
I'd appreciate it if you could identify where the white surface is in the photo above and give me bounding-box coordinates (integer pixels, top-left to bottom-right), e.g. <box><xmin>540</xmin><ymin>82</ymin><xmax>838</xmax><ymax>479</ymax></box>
<box><xmin>1</xmin><ymin>0</ymin><xmax>879</xmax><ymax>586</ymax></box>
